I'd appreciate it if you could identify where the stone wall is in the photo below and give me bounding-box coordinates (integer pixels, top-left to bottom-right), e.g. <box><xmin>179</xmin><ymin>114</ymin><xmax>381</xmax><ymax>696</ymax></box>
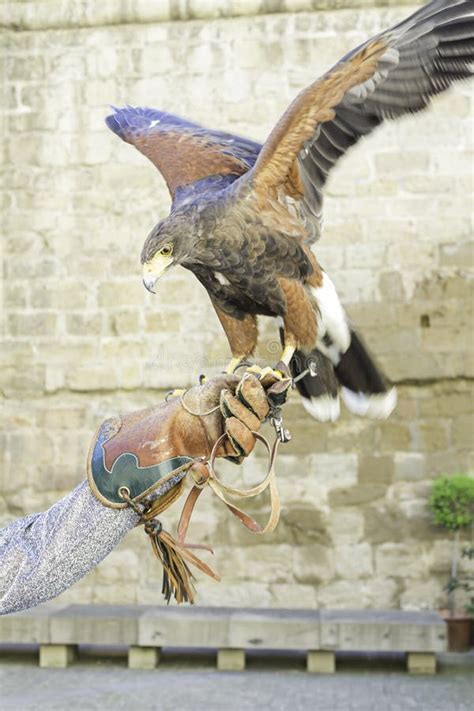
<box><xmin>1</xmin><ymin>2</ymin><xmax>473</xmax><ymax>610</ymax></box>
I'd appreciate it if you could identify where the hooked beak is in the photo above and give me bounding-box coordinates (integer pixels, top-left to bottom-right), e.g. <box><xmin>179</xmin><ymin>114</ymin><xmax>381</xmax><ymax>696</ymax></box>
<box><xmin>142</xmin><ymin>254</ymin><xmax>174</xmax><ymax>294</ymax></box>
<box><xmin>143</xmin><ymin>275</ymin><xmax>157</xmax><ymax>294</ymax></box>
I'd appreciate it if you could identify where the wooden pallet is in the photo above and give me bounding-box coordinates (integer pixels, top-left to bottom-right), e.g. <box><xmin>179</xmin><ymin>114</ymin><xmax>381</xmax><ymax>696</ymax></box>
<box><xmin>0</xmin><ymin>604</ymin><xmax>447</xmax><ymax>674</ymax></box>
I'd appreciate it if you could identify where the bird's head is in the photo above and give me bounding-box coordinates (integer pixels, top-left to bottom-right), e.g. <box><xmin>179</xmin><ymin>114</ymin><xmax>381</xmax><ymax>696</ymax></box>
<box><xmin>141</xmin><ymin>218</ymin><xmax>188</xmax><ymax>294</ymax></box>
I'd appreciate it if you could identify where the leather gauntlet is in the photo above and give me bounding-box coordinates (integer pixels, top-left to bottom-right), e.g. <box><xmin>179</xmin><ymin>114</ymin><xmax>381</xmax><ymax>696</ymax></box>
<box><xmin>87</xmin><ymin>372</ymin><xmax>289</xmax><ymax>604</ymax></box>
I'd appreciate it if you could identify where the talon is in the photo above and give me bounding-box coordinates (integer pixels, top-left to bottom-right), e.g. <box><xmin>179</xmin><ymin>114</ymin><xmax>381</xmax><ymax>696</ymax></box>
<box><xmin>225</xmin><ymin>356</ymin><xmax>245</xmax><ymax>374</ymax></box>
<box><xmin>166</xmin><ymin>388</ymin><xmax>186</xmax><ymax>401</ymax></box>
<box><xmin>247</xmin><ymin>365</ymin><xmax>283</xmax><ymax>381</ymax></box>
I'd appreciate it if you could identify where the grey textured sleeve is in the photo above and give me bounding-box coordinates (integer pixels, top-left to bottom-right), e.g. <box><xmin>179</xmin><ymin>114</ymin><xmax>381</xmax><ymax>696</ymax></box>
<box><xmin>0</xmin><ymin>480</ymin><xmax>140</xmax><ymax>615</ymax></box>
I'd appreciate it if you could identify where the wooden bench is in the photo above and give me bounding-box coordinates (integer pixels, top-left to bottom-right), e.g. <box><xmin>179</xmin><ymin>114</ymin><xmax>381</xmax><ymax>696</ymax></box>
<box><xmin>0</xmin><ymin>604</ymin><xmax>447</xmax><ymax>674</ymax></box>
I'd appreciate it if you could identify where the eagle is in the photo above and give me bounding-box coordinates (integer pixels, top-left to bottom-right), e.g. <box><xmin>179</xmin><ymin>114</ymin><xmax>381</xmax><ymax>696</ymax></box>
<box><xmin>106</xmin><ymin>0</ymin><xmax>473</xmax><ymax>422</ymax></box>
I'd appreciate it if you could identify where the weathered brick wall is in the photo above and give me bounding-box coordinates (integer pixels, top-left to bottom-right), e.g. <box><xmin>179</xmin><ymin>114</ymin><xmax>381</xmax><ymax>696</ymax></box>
<box><xmin>1</xmin><ymin>2</ymin><xmax>473</xmax><ymax>609</ymax></box>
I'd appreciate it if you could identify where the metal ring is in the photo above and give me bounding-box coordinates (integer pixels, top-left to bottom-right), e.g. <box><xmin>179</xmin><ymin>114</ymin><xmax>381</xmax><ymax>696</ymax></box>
<box><xmin>118</xmin><ymin>485</ymin><xmax>131</xmax><ymax>500</ymax></box>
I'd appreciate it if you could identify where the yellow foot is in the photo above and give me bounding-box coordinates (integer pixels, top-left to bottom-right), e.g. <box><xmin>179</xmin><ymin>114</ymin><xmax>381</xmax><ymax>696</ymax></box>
<box><xmin>247</xmin><ymin>364</ymin><xmax>286</xmax><ymax>381</ymax></box>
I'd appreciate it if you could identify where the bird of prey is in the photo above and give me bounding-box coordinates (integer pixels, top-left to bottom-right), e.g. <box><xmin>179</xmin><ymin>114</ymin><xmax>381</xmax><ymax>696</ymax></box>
<box><xmin>106</xmin><ymin>0</ymin><xmax>473</xmax><ymax>422</ymax></box>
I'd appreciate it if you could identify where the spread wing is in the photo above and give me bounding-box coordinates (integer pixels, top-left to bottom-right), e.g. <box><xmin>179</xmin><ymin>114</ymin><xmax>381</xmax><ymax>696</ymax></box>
<box><xmin>246</xmin><ymin>0</ymin><xmax>474</xmax><ymax>242</ymax></box>
<box><xmin>106</xmin><ymin>106</ymin><xmax>261</xmax><ymax>199</ymax></box>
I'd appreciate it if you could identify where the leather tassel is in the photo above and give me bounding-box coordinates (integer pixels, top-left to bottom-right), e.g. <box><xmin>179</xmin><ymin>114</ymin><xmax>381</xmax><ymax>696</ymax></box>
<box><xmin>144</xmin><ymin>518</ymin><xmax>219</xmax><ymax>605</ymax></box>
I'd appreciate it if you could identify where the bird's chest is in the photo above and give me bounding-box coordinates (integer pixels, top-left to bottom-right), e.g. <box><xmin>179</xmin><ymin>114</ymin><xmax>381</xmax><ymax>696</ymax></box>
<box><xmin>187</xmin><ymin>208</ymin><xmax>313</xmax><ymax>317</ymax></box>
<box><xmin>190</xmin><ymin>263</ymin><xmax>269</xmax><ymax>317</ymax></box>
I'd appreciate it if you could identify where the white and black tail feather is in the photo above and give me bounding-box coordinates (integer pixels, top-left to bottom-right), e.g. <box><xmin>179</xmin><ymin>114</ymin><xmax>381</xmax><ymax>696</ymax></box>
<box><xmin>292</xmin><ymin>272</ymin><xmax>397</xmax><ymax>421</ymax></box>
<box><xmin>291</xmin><ymin>350</ymin><xmax>340</xmax><ymax>422</ymax></box>
<box><xmin>336</xmin><ymin>330</ymin><xmax>397</xmax><ymax>419</ymax></box>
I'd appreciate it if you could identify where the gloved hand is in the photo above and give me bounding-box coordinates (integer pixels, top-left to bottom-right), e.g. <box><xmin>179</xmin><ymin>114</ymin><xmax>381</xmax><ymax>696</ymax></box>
<box><xmin>87</xmin><ymin>371</ymin><xmax>287</xmax><ymax>604</ymax></box>
<box><xmin>88</xmin><ymin>372</ymin><xmax>272</xmax><ymax>509</ymax></box>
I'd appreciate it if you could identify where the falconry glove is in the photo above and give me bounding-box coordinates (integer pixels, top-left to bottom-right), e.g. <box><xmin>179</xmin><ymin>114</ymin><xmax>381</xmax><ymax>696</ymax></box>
<box><xmin>87</xmin><ymin>372</ymin><xmax>291</xmax><ymax>604</ymax></box>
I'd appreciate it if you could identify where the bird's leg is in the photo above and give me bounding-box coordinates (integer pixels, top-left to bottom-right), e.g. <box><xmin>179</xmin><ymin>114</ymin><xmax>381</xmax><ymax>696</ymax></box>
<box><xmin>280</xmin><ymin>344</ymin><xmax>295</xmax><ymax>366</ymax></box>
<box><xmin>225</xmin><ymin>356</ymin><xmax>247</xmax><ymax>374</ymax></box>
<box><xmin>247</xmin><ymin>344</ymin><xmax>296</xmax><ymax>381</ymax></box>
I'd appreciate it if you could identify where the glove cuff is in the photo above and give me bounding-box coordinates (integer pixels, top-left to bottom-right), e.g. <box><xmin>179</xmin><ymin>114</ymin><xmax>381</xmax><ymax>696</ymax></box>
<box><xmin>87</xmin><ymin>415</ymin><xmax>192</xmax><ymax>510</ymax></box>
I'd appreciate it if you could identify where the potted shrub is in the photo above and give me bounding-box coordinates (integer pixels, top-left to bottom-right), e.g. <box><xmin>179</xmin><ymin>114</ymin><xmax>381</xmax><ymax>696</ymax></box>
<box><xmin>429</xmin><ymin>475</ymin><xmax>474</xmax><ymax>651</ymax></box>
<box><xmin>447</xmin><ymin>544</ymin><xmax>474</xmax><ymax>647</ymax></box>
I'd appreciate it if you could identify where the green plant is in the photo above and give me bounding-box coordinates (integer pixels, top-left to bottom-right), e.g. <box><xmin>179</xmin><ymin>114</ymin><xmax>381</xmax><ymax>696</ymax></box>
<box><xmin>429</xmin><ymin>475</ymin><xmax>474</xmax><ymax>531</ymax></box>
<box><xmin>429</xmin><ymin>475</ymin><xmax>474</xmax><ymax>616</ymax></box>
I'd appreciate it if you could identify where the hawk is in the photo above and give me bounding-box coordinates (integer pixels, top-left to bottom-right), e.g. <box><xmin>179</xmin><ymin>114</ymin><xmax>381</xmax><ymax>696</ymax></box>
<box><xmin>106</xmin><ymin>0</ymin><xmax>473</xmax><ymax>422</ymax></box>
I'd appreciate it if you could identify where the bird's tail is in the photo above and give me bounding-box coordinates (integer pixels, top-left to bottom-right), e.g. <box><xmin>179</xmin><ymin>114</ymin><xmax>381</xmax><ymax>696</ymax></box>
<box><xmin>290</xmin><ymin>272</ymin><xmax>397</xmax><ymax>422</ymax></box>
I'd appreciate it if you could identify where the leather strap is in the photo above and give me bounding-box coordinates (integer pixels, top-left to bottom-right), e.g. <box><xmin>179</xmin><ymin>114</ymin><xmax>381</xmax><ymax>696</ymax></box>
<box><xmin>176</xmin><ymin>432</ymin><xmax>281</xmax><ymax>545</ymax></box>
<box><xmin>208</xmin><ymin>431</ymin><xmax>281</xmax><ymax>534</ymax></box>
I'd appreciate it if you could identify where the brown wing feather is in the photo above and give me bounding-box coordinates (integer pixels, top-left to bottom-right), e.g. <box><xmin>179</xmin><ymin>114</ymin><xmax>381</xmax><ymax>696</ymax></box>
<box><xmin>133</xmin><ymin>131</ymin><xmax>250</xmax><ymax>197</ymax></box>
<box><xmin>248</xmin><ymin>39</ymin><xmax>388</xmax><ymax>197</ymax></box>
<box><xmin>106</xmin><ymin>107</ymin><xmax>261</xmax><ymax>199</ymax></box>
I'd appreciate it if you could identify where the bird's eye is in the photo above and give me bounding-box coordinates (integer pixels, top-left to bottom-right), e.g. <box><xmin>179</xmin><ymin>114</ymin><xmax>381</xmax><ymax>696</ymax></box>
<box><xmin>160</xmin><ymin>244</ymin><xmax>173</xmax><ymax>257</ymax></box>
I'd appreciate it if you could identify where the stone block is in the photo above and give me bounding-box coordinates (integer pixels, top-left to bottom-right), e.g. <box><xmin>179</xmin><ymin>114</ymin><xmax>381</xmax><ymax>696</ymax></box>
<box><xmin>329</xmin><ymin>484</ymin><xmax>387</xmax><ymax>507</ymax></box>
<box><xmin>378</xmin><ymin>271</ymin><xmax>406</xmax><ymax>301</ymax></box>
<box><xmin>145</xmin><ymin>311</ymin><xmax>183</xmax><ymax>334</ymax></box>
<box><xmin>98</xmin><ymin>281</ymin><xmax>145</xmax><ymax>308</ymax></box>
<box><xmin>83</xmin><ymin>79</ymin><xmax>117</xmax><ymax>106</ymax></box>
<box><xmin>217</xmin><ymin>544</ymin><xmax>294</xmax><ymax>584</ymax></box>
<box><xmin>394</xmin><ymin>453</ymin><xmax>426</xmax><ymax>482</ymax></box>
<box><xmin>34</xmin><ymin>342</ymin><xmax>95</xmax><ymax>366</ymax></box>
<box><xmin>109</xmin><ymin>310</ymin><xmax>141</xmax><ymax>336</ymax></box>
<box><xmin>306</xmin><ymin>453</ymin><xmax>358</xmax><ymax>490</ymax></box>
<box><xmin>30</xmin><ymin>283</ymin><xmax>87</xmax><ymax>310</ymax></box>
<box><xmin>39</xmin><ymin>644</ymin><xmax>76</xmax><ymax>668</ymax></box>
<box><xmin>412</xmin><ymin>422</ymin><xmax>450</xmax><ymax>452</ymax></box>
<box><xmin>7</xmin><ymin>312</ymin><xmax>58</xmax><ymax>337</ymax></box>
<box><xmin>318</xmin><ymin>580</ymin><xmax>368</xmax><ymax>609</ymax></box>
<box><xmin>0</xmin><ymin>365</ymin><xmax>46</xmax><ymax>397</ymax></box>
<box><xmin>49</xmin><ymin>604</ymin><xmax>142</xmax><ymax>645</ymax></box>
<box><xmin>293</xmin><ymin>544</ymin><xmax>335</xmax><ymax>584</ymax></box>
<box><xmin>406</xmin><ymin>652</ymin><xmax>437</xmax><ymax>675</ymax></box>
<box><xmin>307</xmin><ymin>650</ymin><xmax>335</xmax><ymax>674</ymax></box>
<box><xmin>326</xmin><ymin>508</ymin><xmax>364</xmax><ymax>545</ymax></box>
<box><xmin>346</xmin><ymin>243</ymin><xmax>386</xmax><ymax>269</ymax></box>
<box><xmin>268</xmin><ymin>584</ymin><xmax>318</xmax><ymax>609</ymax></box>
<box><xmin>452</xmin><ymin>415</ymin><xmax>474</xmax><ymax>448</ymax></box>
<box><xmin>45</xmin><ymin>365</ymin><xmax>65</xmax><ymax>393</ymax></box>
<box><xmin>377</xmin><ymin>422</ymin><xmax>411</xmax><ymax>452</ymax></box>
<box><xmin>100</xmin><ymin>338</ymin><xmax>149</xmax><ymax>361</ymax></box>
<box><xmin>358</xmin><ymin>455</ymin><xmax>394</xmax><ymax>486</ymax></box>
<box><xmin>419</xmin><ymin>388</ymin><xmax>472</xmax><ymax>417</ymax></box>
<box><xmin>334</xmin><ymin>544</ymin><xmax>373</xmax><ymax>580</ymax></box>
<box><xmin>439</xmin><ymin>241</ymin><xmax>474</xmax><ymax>267</ymax></box>
<box><xmin>66</xmin><ymin>313</ymin><xmax>103</xmax><ymax>336</ymax></box>
<box><xmin>320</xmin><ymin>609</ymin><xmax>447</xmax><ymax>653</ymax></box>
<box><xmin>128</xmin><ymin>646</ymin><xmax>160</xmax><ymax>670</ymax></box>
<box><xmin>66</xmin><ymin>365</ymin><xmax>118</xmax><ymax>391</ymax></box>
<box><xmin>326</xmin><ymin>420</ymin><xmax>377</xmax><ymax>453</ymax></box>
<box><xmin>228</xmin><ymin>609</ymin><xmax>320</xmax><ymax>650</ymax></box>
<box><xmin>375</xmin><ymin>150</ymin><xmax>430</xmax><ymax>177</ymax></box>
<box><xmin>400</xmin><ymin>579</ymin><xmax>444</xmax><ymax>611</ymax></box>
<box><xmin>217</xmin><ymin>648</ymin><xmax>245</xmax><ymax>671</ymax></box>
<box><xmin>375</xmin><ymin>543</ymin><xmax>427</xmax><ymax>579</ymax></box>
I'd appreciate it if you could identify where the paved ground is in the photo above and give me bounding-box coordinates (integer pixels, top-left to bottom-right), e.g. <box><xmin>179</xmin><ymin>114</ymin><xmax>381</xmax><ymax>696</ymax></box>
<box><xmin>1</xmin><ymin>648</ymin><xmax>473</xmax><ymax>711</ymax></box>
